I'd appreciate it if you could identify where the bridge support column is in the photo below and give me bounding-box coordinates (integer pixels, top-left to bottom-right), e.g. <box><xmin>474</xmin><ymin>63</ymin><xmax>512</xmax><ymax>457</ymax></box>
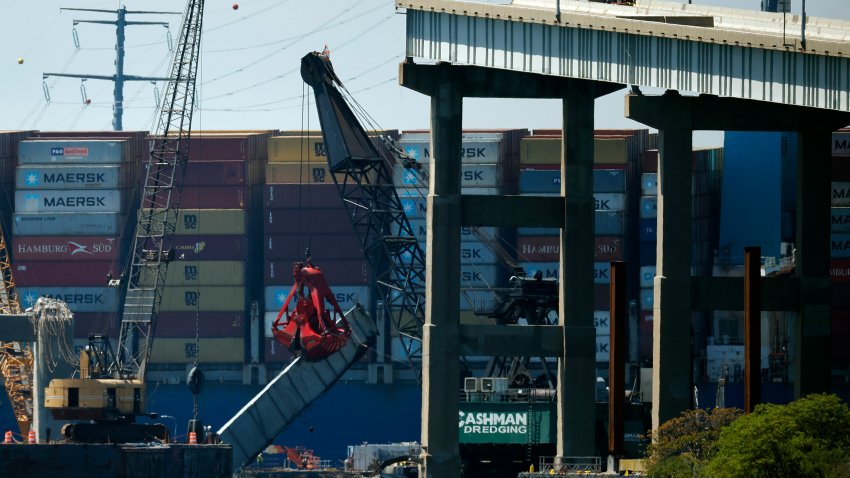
<box><xmin>653</xmin><ymin>127</ymin><xmax>693</xmax><ymax>430</ymax></box>
<box><xmin>557</xmin><ymin>86</ymin><xmax>597</xmax><ymax>458</ymax></box>
<box><xmin>794</xmin><ymin>129</ymin><xmax>832</xmax><ymax>397</ymax></box>
<box><xmin>421</xmin><ymin>64</ymin><xmax>463</xmax><ymax>478</ymax></box>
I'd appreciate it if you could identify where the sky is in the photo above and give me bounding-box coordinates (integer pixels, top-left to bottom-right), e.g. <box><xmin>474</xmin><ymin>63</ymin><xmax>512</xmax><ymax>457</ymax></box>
<box><xmin>0</xmin><ymin>0</ymin><xmax>846</xmax><ymax>147</ymax></box>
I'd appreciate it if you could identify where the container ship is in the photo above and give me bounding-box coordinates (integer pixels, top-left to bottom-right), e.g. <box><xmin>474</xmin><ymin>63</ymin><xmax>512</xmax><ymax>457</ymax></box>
<box><xmin>4</xmin><ymin>126</ymin><xmax>848</xmax><ymax>473</ymax></box>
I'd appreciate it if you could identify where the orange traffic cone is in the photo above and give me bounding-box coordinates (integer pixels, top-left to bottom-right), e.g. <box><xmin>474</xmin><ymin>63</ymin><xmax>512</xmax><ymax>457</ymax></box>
<box><xmin>4</xmin><ymin>431</ymin><xmax>12</xmax><ymax>444</ymax></box>
<box><xmin>188</xmin><ymin>431</ymin><xmax>197</xmax><ymax>445</ymax></box>
<box><xmin>27</xmin><ymin>430</ymin><xmax>35</xmax><ymax>444</ymax></box>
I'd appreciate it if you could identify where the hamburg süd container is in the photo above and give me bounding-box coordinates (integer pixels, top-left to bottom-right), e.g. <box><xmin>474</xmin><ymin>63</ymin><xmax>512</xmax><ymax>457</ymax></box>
<box><xmin>832</xmin><ymin>259</ymin><xmax>850</xmax><ymax>283</ymax></box>
<box><xmin>16</xmin><ymin>164</ymin><xmax>126</xmax><ymax>190</ymax></box>
<box><xmin>13</xmin><ymin>212</ymin><xmax>124</xmax><ymax>236</ymax></box>
<box><xmin>595</xmin><ymin>236</ymin><xmax>624</xmax><ymax>261</ymax></box>
<box><xmin>16</xmin><ymin>286</ymin><xmax>119</xmax><ymax>313</ymax></box>
<box><xmin>18</xmin><ymin>140</ymin><xmax>126</xmax><ymax>164</ymax></box>
<box><xmin>159</xmin><ymin>286</ymin><xmax>247</xmax><ymax>312</ymax></box>
<box><xmin>175</xmin><ymin>209</ymin><xmax>246</xmax><ymax>235</ymax></box>
<box><xmin>12</xmin><ymin>260</ymin><xmax>119</xmax><ymax>287</ymax></box>
<box><xmin>264</xmin><ymin>285</ymin><xmax>368</xmax><ymax>312</ymax></box>
<box><xmin>12</xmin><ymin>236</ymin><xmax>120</xmax><ymax>261</ymax></box>
<box><xmin>156</xmin><ymin>312</ymin><xmax>246</xmax><ymax>338</ymax></box>
<box><xmin>516</xmin><ymin>236</ymin><xmax>624</xmax><ymax>262</ymax></box>
<box><xmin>15</xmin><ymin>190</ymin><xmax>123</xmax><ymax>213</ymax></box>
<box><xmin>171</xmin><ymin>235</ymin><xmax>249</xmax><ymax>261</ymax></box>
<box><xmin>149</xmin><ymin>338</ymin><xmax>244</xmax><ymax>364</ymax></box>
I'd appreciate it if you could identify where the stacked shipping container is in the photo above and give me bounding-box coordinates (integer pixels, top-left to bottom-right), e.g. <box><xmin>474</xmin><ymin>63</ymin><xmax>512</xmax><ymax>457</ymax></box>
<box><xmin>395</xmin><ymin>130</ymin><xmax>526</xmax><ymax>341</ymax></box>
<box><xmin>147</xmin><ymin>131</ymin><xmax>274</xmax><ymax>367</ymax></box>
<box><xmin>263</xmin><ymin>135</ymin><xmax>369</xmax><ymax>364</ymax></box>
<box><xmin>0</xmin><ymin>132</ymin><xmax>32</xmax><ymax>250</ymax></box>
<box><xmin>831</xmin><ymin>130</ymin><xmax>850</xmax><ymax>371</ymax></box>
<box><xmin>516</xmin><ymin>130</ymin><xmax>651</xmax><ymax>366</ymax></box>
<box><xmin>11</xmin><ymin>132</ymin><xmax>146</xmax><ymax>344</ymax></box>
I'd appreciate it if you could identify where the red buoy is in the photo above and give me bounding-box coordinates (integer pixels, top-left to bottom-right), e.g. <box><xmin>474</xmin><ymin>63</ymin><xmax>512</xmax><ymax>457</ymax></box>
<box><xmin>232</xmin><ymin>3</ymin><xmax>239</xmax><ymax>10</ymax></box>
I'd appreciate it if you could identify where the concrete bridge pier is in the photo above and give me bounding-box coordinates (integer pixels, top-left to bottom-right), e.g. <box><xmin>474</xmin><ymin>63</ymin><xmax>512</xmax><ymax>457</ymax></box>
<box><xmin>400</xmin><ymin>60</ymin><xmax>619</xmax><ymax>477</ymax></box>
<box><xmin>626</xmin><ymin>92</ymin><xmax>850</xmax><ymax>429</ymax></box>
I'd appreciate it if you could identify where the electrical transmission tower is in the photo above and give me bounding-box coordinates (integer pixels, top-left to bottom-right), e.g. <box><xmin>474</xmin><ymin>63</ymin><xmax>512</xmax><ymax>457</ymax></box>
<box><xmin>43</xmin><ymin>7</ymin><xmax>181</xmax><ymax>130</ymax></box>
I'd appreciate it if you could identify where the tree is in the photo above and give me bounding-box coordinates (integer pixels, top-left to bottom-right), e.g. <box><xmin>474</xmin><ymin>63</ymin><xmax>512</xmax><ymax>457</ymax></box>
<box><xmin>645</xmin><ymin>407</ymin><xmax>743</xmax><ymax>478</ymax></box>
<box><xmin>706</xmin><ymin>394</ymin><xmax>850</xmax><ymax>478</ymax></box>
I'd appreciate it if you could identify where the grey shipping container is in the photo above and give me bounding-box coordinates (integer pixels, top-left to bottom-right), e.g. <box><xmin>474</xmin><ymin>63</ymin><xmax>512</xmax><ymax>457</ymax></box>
<box><xmin>833</xmin><ymin>208</ymin><xmax>850</xmax><ymax>233</ymax></box>
<box><xmin>17</xmin><ymin>286</ymin><xmax>119</xmax><ymax>312</ymax></box>
<box><xmin>641</xmin><ymin>173</ymin><xmax>658</xmax><ymax>196</ymax></box>
<box><xmin>16</xmin><ymin>164</ymin><xmax>126</xmax><ymax>190</ymax></box>
<box><xmin>13</xmin><ymin>212</ymin><xmax>123</xmax><ymax>236</ymax></box>
<box><xmin>18</xmin><ymin>140</ymin><xmax>126</xmax><ymax>164</ymax></box>
<box><xmin>393</xmin><ymin>163</ymin><xmax>502</xmax><ymax>189</ymax></box>
<box><xmin>397</xmin><ymin>138</ymin><xmax>502</xmax><ymax>164</ymax></box>
<box><xmin>15</xmin><ymin>189</ymin><xmax>123</xmax><ymax>213</ymax></box>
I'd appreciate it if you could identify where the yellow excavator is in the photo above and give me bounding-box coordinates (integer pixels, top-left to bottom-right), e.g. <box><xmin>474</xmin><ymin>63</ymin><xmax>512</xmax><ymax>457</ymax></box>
<box><xmin>42</xmin><ymin>0</ymin><xmax>205</xmax><ymax>443</ymax></box>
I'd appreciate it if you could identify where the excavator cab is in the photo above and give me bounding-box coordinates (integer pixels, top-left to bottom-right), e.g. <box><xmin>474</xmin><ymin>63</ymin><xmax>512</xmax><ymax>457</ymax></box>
<box><xmin>271</xmin><ymin>260</ymin><xmax>352</xmax><ymax>360</ymax></box>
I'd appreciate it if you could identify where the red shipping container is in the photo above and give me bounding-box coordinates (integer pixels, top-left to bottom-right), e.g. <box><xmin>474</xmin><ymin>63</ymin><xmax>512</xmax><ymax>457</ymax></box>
<box><xmin>264</xmin><ymin>184</ymin><xmax>344</xmax><ymax>209</ymax></box>
<box><xmin>12</xmin><ymin>236</ymin><xmax>121</xmax><ymax>261</ymax></box>
<box><xmin>14</xmin><ymin>260</ymin><xmax>120</xmax><ymax>287</ymax></box>
<box><xmin>265</xmin><ymin>259</ymin><xmax>368</xmax><ymax>285</ymax></box>
<box><xmin>156</xmin><ymin>312</ymin><xmax>246</xmax><ymax>338</ymax></box>
<box><xmin>831</xmin><ymin>259</ymin><xmax>850</xmax><ymax>283</ymax></box>
<box><xmin>73</xmin><ymin>312</ymin><xmax>118</xmax><ymax>338</ymax></box>
<box><xmin>832</xmin><ymin>311</ymin><xmax>850</xmax><ymax>335</ymax></box>
<box><xmin>595</xmin><ymin>236</ymin><xmax>624</xmax><ymax>261</ymax></box>
<box><xmin>144</xmin><ymin>160</ymin><xmax>250</xmax><ymax>187</ymax></box>
<box><xmin>835</xmin><ymin>284</ymin><xmax>850</xmax><ymax>310</ymax></box>
<box><xmin>264</xmin><ymin>208</ymin><xmax>355</xmax><ymax>235</ymax></box>
<box><xmin>517</xmin><ymin>236</ymin><xmax>623</xmax><ymax>262</ymax></box>
<box><xmin>143</xmin><ymin>186</ymin><xmax>249</xmax><ymax>210</ymax></box>
<box><xmin>172</xmin><ymin>235</ymin><xmax>249</xmax><ymax>261</ymax></box>
<box><xmin>265</xmin><ymin>234</ymin><xmax>363</xmax><ymax>261</ymax></box>
<box><xmin>834</xmin><ymin>158</ymin><xmax>850</xmax><ymax>182</ymax></box>
<box><xmin>643</xmin><ymin>150</ymin><xmax>658</xmax><ymax>173</ymax></box>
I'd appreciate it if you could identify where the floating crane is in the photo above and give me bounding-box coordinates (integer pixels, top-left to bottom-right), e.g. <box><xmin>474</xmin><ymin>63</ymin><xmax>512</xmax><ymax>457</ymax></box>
<box><xmin>43</xmin><ymin>0</ymin><xmax>204</xmax><ymax>443</ymax></box>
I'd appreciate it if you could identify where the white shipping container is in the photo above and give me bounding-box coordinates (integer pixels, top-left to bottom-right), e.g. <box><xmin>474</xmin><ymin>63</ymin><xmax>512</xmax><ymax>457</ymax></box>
<box><xmin>18</xmin><ymin>140</ymin><xmax>126</xmax><ymax>164</ymax></box>
<box><xmin>398</xmin><ymin>136</ymin><xmax>503</xmax><ymax>164</ymax></box>
<box><xmin>640</xmin><ymin>196</ymin><xmax>658</xmax><ymax>219</ymax></box>
<box><xmin>398</xmin><ymin>189</ymin><xmax>427</xmax><ymax>219</ymax></box>
<box><xmin>13</xmin><ymin>212</ymin><xmax>122</xmax><ymax>236</ymax></box>
<box><xmin>17</xmin><ymin>286</ymin><xmax>119</xmax><ymax>313</ymax></box>
<box><xmin>640</xmin><ymin>266</ymin><xmax>656</xmax><ymax>288</ymax></box>
<box><xmin>264</xmin><ymin>285</ymin><xmax>368</xmax><ymax>312</ymax></box>
<box><xmin>594</xmin><ymin>193</ymin><xmax>625</xmax><ymax>212</ymax></box>
<box><xmin>392</xmin><ymin>163</ymin><xmax>502</xmax><ymax>189</ymax></box>
<box><xmin>594</xmin><ymin>310</ymin><xmax>611</xmax><ymax>336</ymax></box>
<box><xmin>833</xmin><ymin>182</ymin><xmax>850</xmax><ymax>207</ymax></box>
<box><xmin>596</xmin><ymin>336</ymin><xmax>610</xmax><ymax>362</ymax></box>
<box><xmin>15</xmin><ymin>190</ymin><xmax>122</xmax><ymax>213</ymax></box>
<box><xmin>16</xmin><ymin>164</ymin><xmax>124</xmax><ymax>190</ymax></box>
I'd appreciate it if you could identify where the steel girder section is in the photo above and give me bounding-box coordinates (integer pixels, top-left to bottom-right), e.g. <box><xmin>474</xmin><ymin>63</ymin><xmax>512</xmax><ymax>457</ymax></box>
<box><xmin>403</xmin><ymin>8</ymin><xmax>850</xmax><ymax>112</ymax></box>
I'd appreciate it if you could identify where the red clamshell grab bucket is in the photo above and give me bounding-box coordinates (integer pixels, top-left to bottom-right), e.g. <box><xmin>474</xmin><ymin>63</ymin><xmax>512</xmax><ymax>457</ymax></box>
<box><xmin>271</xmin><ymin>261</ymin><xmax>352</xmax><ymax>360</ymax></box>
